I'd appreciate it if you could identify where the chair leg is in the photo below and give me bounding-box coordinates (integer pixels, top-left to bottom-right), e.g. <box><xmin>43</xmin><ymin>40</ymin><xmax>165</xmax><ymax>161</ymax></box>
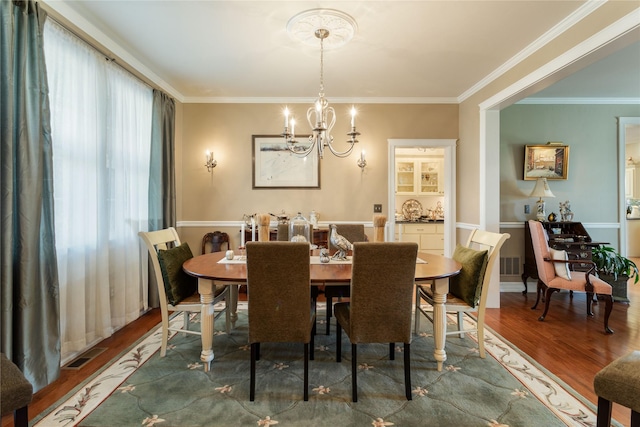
<box><xmin>310</xmin><ymin>324</ymin><xmax>315</xmax><ymax>361</ymax></box>
<box><xmin>14</xmin><ymin>406</ymin><xmax>28</xmax><ymax>427</ymax></box>
<box><xmin>586</xmin><ymin>291</ymin><xmax>595</xmax><ymax>317</ymax></box>
<box><xmin>476</xmin><ymin>313</ymin><xmax>486</xmax><ymax>359</ymax></box>
<box><xmin>183</xmin><ymin>311</ymin><xmax>189</xmax><ymax>336</ymax></box>
<box><xmin>389</xmin><ymin>342</ymin><xmax>395</xmax><ymax>360</ymax></box>
<box><xmin>631</xmin><ymin>409</ymin><xmax>639</xmax><ymax>427</ymax></box>
<box><xmin>414</xmin><ymin>291</ymin><xmax>421</xmax><ymax>333</ymax></box>
<box><xmin>531</xmin><ymin>280</ymin><xmax>543</xmax><ymax>309</ymax></box>
<box><xmin>601</xmin><ymin>294</ymin><xmax>614</xmax><ymax>334</ymax></box>
<box><xmin>351</xmin><ymin>343</ymin><xmax>358</xmax><ymax>402</ymax></box>
<box><xmin>336</xmin><ymin>321</ymin><xmax>342</xmax><ymax>362</ymax></box>
<box><xmin>303</xmin><ymin>343</ymin><xmax>309</xmax><ymax>401</ymax></box>
<box><xmin>160</xmin><ymin>313</ymin><xmax>170</xmax><ymax>357</ymax></box>
<box><xmin>404</xmin><ymin>343</ymin><xmax>412</xmax><ymax>401</ymax></box>
<box><xmin>538</xmin><ymin>288</ymin><xmax>559</xmax><ymax>321</ymax></box>
<box><xmin>250</xmin><ymin>343</ymin><xmax>257</xmax><ymax>401</ymax></box>
<box><xmin>596</xmin><ymin>396</ymin><xmax>613</xmax><ymax>427</ymax></box>
<box><xmin>456</xmin><ymin>312</ymin><xmax>465</xmax><ymax>338</ymax></box>
<box><xmin>224</xmin><ymin>288</ymin><xmax>231</xmax><ymax>334</ymax></box>
<box><xmin>255</xmin><ymin>343</ymin><xmax>261</xmax><ymax>361</ymax></box>
<box><xmin>326</xmin><ymin>295</ymin><xmax>333</xmax><ymax>335</ymax></box>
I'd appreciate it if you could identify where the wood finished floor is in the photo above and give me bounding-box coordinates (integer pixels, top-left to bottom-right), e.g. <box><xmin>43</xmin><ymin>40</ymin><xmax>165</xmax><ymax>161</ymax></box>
<box><xmin>3</xmin><ymin>268</ymin><xmax>638</xmax><ymax>427</ymax></box>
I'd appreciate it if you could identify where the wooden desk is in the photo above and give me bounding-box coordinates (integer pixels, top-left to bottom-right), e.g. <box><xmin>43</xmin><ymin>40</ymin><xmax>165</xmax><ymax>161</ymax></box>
<box><xmin>183</xmin><ymin>251</ymin><xmax>461</xmax><ymax>372</ymax></box>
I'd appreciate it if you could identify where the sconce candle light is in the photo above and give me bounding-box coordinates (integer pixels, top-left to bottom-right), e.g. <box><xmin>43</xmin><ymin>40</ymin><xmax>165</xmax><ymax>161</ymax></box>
<box><xmin>357</xmin><ymin>150</ymin><xmax>367</xmax><ymax>170</ymax></box>
<box><xmin>205</xmin><ymin>150</ymin><xmax>217</xmax><ymax>172</ymax></box>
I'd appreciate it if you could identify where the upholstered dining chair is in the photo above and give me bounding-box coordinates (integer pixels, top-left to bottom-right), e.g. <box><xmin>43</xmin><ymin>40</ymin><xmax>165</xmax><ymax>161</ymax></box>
<box><xmin>139</xmin><ymin>227</ymin><xmax>231</xmax><ymax>358</ymax></box>
<box><xmin>246</xmin><ymin>241</ymin><xmax>316</xmax><ymax>401</ymax></box>
<box><xmin>322</xmin><ymin>223</ymin><xmax>368</xmax><ymax>335</ymax></box>
<box><xmin>414</xmin><ymin>229</ymin><xmax>510</xmax><ymax>359</ymax></box>
<box><xmin>335</xmin><ymin>242</ymin><xmax>418</xmax><ymax>402</ymax></box>
<box><xmin>528</xmin><ymin>220</ymin><xmax>614</xmax><ymax>333</ymax></box>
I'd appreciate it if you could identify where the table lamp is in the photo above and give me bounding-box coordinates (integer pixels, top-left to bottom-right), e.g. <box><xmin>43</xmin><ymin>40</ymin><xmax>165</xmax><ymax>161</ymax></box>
<box><xmin>530</xmin><ymin>178</ymin><xmax>555</xmax><ymax>221</ymax></box>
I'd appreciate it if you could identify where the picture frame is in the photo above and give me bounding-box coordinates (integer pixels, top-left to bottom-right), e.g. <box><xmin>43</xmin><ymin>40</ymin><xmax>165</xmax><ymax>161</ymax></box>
<box><xmin>523</xmin><ymin>145</ymin><xmax>569</xmax><ymax>180</ymax></box>
<box><xmin>252</xmin><ymin>135</ymin><xmax>320</xmax><ymax>189</ymax></box>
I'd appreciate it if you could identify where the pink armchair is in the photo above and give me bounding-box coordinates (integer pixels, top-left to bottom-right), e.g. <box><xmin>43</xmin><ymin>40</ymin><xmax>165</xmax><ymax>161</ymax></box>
<box><xmin>528</xmin><ymin>220</ymin><xmax>614</xmax><ymax>334</ymax></box>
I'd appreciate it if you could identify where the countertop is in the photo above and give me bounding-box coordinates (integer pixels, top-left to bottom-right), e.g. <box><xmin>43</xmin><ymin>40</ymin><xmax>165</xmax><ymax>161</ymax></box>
<box><xmin>396</xmin><ymin>219</ymin><xmax>444</xmax><ymax>224</ymax></box>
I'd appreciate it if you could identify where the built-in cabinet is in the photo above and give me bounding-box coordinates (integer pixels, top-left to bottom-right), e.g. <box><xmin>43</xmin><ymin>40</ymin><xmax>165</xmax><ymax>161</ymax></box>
<box><xmin>395</xmin><ymin>157</ymin><xmax>443</xmax><ymax>195</ymax></box>
<box><xmin>395</xmin><ymin>223</ymin><xmax>444</xmax><ymax>255</ymax></box>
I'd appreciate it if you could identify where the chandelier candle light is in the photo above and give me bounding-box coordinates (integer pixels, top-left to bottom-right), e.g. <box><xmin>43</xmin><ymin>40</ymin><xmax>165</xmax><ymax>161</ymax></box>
<box><xmin>283</xmin><ymin>9</ymin><xmax>360</xmax><ymax>159</ymax></box>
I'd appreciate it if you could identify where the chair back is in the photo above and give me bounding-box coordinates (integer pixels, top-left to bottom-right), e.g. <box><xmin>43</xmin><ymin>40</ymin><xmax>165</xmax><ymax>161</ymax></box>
<box><xmin>528</xmin><ymin>220</ymin><xmax>556</xmax><ymax>284</ymax></box>
<box><xmin>138</xmin><ymin>227</ymin><xmax>181</xmax><ymax>308</ymax></box>
<box><xmin>348</xmin><ymin>242</ymin><xmax>418</xmax><ymax>343</ymax></box>
<box><xmin>201</xmin><ymin>231</ymin><xmax>229</xmax><ymax>254</ymax></box>
<box><xmin>329</xmin><ymin>224</ymin><xmax>367</xmax><ymax>251</ymax></box>
<box><xmin>246</xmin><ymin>242</ymin><xmax>312</xmax><ymax>343</ymax></box>
<box><xmin>465</xmin><ymin>229</ymin><xmax>511</xmax><ymax>309</ymax></box>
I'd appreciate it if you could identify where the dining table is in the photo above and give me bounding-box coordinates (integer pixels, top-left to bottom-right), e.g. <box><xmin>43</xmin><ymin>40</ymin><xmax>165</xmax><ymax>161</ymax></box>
<box><xmin>182</xmin><ymin>250</ymin><xmax>461</xmax><ymax>372</ymax></box>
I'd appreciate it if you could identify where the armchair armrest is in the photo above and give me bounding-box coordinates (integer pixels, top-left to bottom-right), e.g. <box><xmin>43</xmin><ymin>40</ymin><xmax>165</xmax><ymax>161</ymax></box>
<box><xmin>543</xmin><ymin>257</ymin><xmax>596</xmax><ymax>292</ymax></box>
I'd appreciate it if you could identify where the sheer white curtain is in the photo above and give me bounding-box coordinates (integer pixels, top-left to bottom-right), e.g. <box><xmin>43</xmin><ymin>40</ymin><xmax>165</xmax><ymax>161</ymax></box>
<box><xmin>44</xmin><ymin>20</ymin><xmax>152</xmax><ymax>363</ymax></box>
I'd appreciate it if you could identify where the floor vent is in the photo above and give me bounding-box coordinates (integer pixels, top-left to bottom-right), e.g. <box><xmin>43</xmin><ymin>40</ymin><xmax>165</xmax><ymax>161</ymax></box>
<box><xmin>500</xmin><ymin>257</ymin><xmax>521</xmax><ymax>276</ymax></box>
<box><xmin>63</xmin><ymin>347</ymin><xmax>107</xmax><ymax>370</ymax></box>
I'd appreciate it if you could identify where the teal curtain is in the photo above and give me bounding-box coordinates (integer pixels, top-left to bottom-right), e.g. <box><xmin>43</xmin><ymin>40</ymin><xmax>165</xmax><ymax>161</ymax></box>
<box><xmin>1</xmin><ymin>0</ymin><xmax>61</xmax><ymax>391</ymax></box>
<box><xmin>149</xmin><ymin>89</ymin><xmax>176</xmax><ymax>231</ymax></box>
<box><xmin>148</xmin><ymin>89</ymin><xmax>175</xmax><ymax>307</ymax></box>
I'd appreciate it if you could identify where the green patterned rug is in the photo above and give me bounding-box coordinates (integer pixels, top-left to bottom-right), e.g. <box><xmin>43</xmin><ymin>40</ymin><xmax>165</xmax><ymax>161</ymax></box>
<box><xmin>34</xmin><ymin>303</ymin><xmax>617</xmax><ymax>427</ymax></box>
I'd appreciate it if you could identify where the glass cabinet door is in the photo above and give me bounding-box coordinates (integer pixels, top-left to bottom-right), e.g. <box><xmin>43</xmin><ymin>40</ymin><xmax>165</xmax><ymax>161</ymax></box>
<box><xmin>396</xmin><ymin>160</ymin><xmax>416</xmax><ymax>194</ymax></box>
<box><xmin>419</xmin><ymin>160</ymin><xmax>441</xmax><ymax>194</ymax></box>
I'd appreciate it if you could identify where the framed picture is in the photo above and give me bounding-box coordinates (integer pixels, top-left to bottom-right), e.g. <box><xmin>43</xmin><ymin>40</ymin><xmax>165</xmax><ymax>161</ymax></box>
<box><xmin>523</xmin><ymin>145</ymin><xmax>569</xmax><ymax>180</ymax></box>
<box><xmin>252</xmin><ymin>135</ymin><xmax>320</xmax><ymax>189</ymax></box>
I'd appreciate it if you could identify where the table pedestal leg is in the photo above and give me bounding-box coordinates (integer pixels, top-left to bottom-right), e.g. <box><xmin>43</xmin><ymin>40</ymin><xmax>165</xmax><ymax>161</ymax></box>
<box><xmin>432</xmin><ymin>277</ymin><xmax>449</xmax><ymax>371</ymax></box>
<box><xmin>229</xmin><ymin>285</ymin><xmax>239</xmax><ymax>328</ymax></box>
<box><xmin>198</xmin><ymin>278</ymin><xmax>215</xmax><ymax>372</ymax></box>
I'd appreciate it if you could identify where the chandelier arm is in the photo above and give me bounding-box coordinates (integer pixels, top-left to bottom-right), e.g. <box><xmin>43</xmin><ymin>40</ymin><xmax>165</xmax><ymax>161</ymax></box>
<box><xmin>286</xmin><ymin>137</ymin><xmax>315</xmax><ymax>157</ymax></box>
<box><xmin>325</xmin><ymin>140</ymin><xmax>357</xmax><ymax>158</ymax></box>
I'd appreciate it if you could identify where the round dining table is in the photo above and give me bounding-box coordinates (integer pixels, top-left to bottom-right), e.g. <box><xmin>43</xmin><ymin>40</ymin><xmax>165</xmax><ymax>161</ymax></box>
<box><xmin>183</xmin><ymin>250</ymin><xmax>461</xmax><ymax>372</ymax></box>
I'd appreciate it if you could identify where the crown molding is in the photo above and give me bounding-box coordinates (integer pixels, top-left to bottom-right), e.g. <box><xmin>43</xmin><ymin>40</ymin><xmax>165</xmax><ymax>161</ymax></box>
<box><xmin>516</xmin><ymin>97</ymin><xmax>640</xmax><ymax>105</ymax></box>
<box><xmin>458</xmin><ymin>0</ymin><xmax>607</xmax><ymax>103</ymax></box>
<box><xmin>180</xmin><ymin>96</ymin><xmax>459</xmax><ymax>104</ymax></box>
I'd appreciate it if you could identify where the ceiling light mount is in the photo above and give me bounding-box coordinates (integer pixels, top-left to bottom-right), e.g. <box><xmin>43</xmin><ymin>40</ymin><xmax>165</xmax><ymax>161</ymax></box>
<box><xmin>283</xmin><ymin>9</ymin><xmax>360</xmax><ymax>159</ymax></box>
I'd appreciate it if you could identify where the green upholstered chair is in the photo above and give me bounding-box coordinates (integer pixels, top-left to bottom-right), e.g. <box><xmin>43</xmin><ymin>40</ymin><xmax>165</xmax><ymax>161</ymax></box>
<box><xmin>593</xmin><ymin>350</ymin><xmax>640</xmax><ymax>427</ymax></box>
<box><xmin>1</xmin><ymin>353</ymin><xmax>33</xmax><ymax>427</ymax></box>
<box><xmin>414</xmin><ymin>229</ymin><xmax>510</xmax><ymax>359</ymax></box>
<box><xmin>335</xmin><ymin>242</ymin><xmax>418</xmax><ymax>402</ymax></box>
<box><xmin>246</xmin><ymin>241</ymin><xmax>316</xmax><ymax>401</ymax></box>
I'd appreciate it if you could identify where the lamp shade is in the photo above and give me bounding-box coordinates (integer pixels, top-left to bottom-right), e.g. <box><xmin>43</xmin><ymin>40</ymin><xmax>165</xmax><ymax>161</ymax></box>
<box><xmin>529</xmin><ymin>178</ymin><xmax>555</xmax><ymax>199</ymax></box>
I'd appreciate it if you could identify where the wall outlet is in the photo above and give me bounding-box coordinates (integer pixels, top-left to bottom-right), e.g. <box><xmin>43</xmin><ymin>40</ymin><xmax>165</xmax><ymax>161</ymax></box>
<box><xmin>373</xmin><ymin>204</ymin><xmax>382</xmax><ymax>213</ymax></box>
<box><xmin>524</xmin><ymin>204</ymin><xmax>530</xmax><ymax>214</ymax></box>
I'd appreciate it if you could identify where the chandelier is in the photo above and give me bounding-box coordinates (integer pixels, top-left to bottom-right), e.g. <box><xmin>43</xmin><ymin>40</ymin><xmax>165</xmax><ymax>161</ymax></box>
<box><xmin>283</xmin><ymin>9</ymin><xmax>360</xmax><ymax>159</ymax></box>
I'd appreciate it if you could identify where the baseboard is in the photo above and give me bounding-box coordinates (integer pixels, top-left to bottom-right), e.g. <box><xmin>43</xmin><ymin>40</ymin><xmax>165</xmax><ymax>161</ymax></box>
<box><xmin>501</xmin><ymin>281</ymin><xmax>533</xmax><ymax>293</ymax></box>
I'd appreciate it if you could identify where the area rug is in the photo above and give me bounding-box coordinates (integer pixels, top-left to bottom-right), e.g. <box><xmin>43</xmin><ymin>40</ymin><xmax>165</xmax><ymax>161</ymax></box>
<box><xmin>34</xmin><ymin>303</ymin><xmax>618</xmax><ymax>427</ymax></box>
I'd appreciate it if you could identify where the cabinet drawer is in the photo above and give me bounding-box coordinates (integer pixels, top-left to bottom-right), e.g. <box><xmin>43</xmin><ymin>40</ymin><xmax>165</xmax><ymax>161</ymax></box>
<box><xmin>421</xmin><ymin>234</ymin><xmax>444</xmax><ymax>249</ymax></box>
<box><xmin>403</xmin><ymin>223</ymin><xmax>437</xmax><ymax>234</ymax></box>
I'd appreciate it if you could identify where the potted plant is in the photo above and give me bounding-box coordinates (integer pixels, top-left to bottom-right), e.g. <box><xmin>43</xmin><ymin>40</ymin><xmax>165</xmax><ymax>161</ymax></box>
<box><xmin>591</xmin><ymin>245</ymin><xmax>639</xmax><ymax>302</ymax></box>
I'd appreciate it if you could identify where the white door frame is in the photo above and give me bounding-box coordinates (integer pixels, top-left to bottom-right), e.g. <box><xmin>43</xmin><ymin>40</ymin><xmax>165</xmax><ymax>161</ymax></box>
<box><xmin>388</xmin><ymin>139</ymin><xmax>457</xmax><ymax>256</ymax></box>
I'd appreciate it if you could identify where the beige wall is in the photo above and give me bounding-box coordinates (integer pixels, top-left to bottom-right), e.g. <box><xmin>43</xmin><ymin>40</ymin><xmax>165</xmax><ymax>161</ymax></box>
<box><xmin>176</xmin><ymin>103</ymin><xmax>458</xmax><ymax>252</ymax></box>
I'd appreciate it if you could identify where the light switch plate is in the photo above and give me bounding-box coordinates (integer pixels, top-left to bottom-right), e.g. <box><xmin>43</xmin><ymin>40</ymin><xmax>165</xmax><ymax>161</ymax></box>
<box><xmin>374</xmin><ymin>204</ymin><xmax>382</xmax><ymax>213</ymax></box>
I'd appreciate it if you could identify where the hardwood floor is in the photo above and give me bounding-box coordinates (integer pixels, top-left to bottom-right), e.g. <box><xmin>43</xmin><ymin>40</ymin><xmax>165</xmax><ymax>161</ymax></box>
<box><xmin>3</xmin><ymin>271</ymin><xmax>638</xmax><ymax>427</ymax></box>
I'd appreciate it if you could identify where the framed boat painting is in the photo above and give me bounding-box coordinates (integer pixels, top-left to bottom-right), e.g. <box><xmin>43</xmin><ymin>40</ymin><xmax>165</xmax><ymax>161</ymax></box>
<box><xmin>524</xmin><ymin>144</ymin><xmax>569</xmax><ymax>180</ymax></box>
<box><xmin>252</xmin><ymin>135</ymin><xmax>320</xmax><ymax>189</ymax></box>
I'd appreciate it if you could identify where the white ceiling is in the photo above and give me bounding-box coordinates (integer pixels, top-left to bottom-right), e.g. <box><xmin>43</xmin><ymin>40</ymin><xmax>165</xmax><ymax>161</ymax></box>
<box><xmin>44</xmin><ymin>1</ymin><xmax>640</xmax><ymax>103</ymax></box>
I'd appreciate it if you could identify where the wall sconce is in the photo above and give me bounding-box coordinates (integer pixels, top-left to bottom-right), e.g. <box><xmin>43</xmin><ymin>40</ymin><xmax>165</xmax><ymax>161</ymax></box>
<box><xmin>357</xmin><ymin>150</ymin><xmax>367</xmax><ymax>170</ymax></box>
<box><xmin>205</xmin><ymin>150</ymin><xmax>217</xmax><ymax>172</ymax></box>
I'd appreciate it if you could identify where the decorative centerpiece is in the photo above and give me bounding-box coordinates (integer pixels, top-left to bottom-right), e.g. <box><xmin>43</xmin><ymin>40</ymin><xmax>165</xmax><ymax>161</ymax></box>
<box><xmin>329</xmin><ymin>224</ymin><xmax>352</xmax><ymax>260</ymax></box>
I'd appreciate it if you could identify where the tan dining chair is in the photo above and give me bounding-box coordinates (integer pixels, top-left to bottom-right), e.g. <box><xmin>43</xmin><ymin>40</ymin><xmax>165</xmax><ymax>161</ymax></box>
<box><xmin>139</xmin><ymin>227</ymin><xmax>231</xmax><ymax>358</ymax></box>
<box><xmin>528</xmin><ymin>220</ymin><xmax>614</xmax><ymax>333</ymax></box>
<box><xmin>246</xmin><ymin>241</ymin><xmax>316</xmax><ymax>401</ymax></box>
<box><xmin>414</xmin><ymin>229</ymin><xmax>510</xmax><ymax>359</ymax></box>
<box><xmin>335</xmin><ymin>242</ymin><xmax>418</xmax><ymax>402</ymax></box>
<box><xmin>322</xmin><ymin>223</ymin><xmax>368</xmax><ymax>335</ymax></box>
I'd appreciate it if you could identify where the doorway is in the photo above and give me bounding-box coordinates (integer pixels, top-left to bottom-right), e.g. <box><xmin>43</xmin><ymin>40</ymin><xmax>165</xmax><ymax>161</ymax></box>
<box><xmin>387</xmin><ymin>139</ymin><xmax>457</xmax><ymax>256</ymax></box>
